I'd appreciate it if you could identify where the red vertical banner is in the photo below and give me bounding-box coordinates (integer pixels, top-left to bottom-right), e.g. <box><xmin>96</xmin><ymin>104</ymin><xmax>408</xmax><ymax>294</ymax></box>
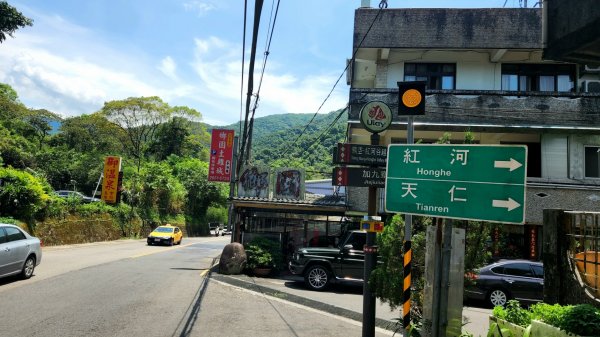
<box><xmin>101</xmin><ymin>156</ymin><xmax>121</xmax><ymax>204</ymax></box>
<box><xmin>493</xmin><ymin>226</ymin><xmax>500</xmax><ymax>257</ymax></box>
<box><xmin>208</xmin><ymin>129</ymin><xmax>235</xmax><ymax>182</ymax></box>
<box><xmin>528</xmin><ymin>225</ymin><xmax>538</xmax><ymax>260</ymax></box>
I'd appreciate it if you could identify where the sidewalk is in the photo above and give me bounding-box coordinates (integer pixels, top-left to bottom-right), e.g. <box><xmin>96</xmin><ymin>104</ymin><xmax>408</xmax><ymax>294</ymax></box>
<box><xmin>187</xmin><ymin>269</ymin><xmax>396</xmax><ymax>337</ymax></box>
<box><xmin>203</xmin><ymin>268</ymin><xmax>490</xmax><ymax>337</ymax></box>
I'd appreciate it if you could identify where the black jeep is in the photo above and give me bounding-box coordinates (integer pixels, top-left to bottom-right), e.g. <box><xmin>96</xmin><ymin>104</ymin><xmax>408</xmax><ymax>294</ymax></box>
<box><xmin>288</xmin><ymin>230</ymin><xmax>366</xmax><ymax>291</ymax></box>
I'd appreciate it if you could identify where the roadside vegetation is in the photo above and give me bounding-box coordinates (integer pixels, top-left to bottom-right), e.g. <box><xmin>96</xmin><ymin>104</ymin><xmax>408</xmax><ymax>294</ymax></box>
<box><xmin>0</xmin><ymin>78</ymin><xmax>345</xmax><ymax>244</ymax></box>
<box><xmin>0</xmin><ymin>82</ymin><xmax>229</xmax><ymax>243</ymax></box>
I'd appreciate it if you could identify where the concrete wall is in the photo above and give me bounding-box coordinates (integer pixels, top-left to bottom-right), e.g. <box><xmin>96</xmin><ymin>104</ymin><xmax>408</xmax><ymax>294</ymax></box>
<box><xmin>354</xmin><ymin>8</ymin><xmax>542</xmax><ymax>50</ymax></box>
<box><xmin>544</xmin><ymin>0</ymin><xmax>600</xmax><ymax>65</ymax></box>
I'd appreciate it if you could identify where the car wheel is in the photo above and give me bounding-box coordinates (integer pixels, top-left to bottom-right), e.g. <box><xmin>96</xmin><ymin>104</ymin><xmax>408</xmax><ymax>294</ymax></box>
<box><xmin>21</xmin><ymin>255</ymin><xmax>36</xmax><ymax>279</ymax></box>
<box><xmin>169</xmin><ymin>238</ymin><xmax>174</xmax><ymax>246</ymax></box>
<box><xmin>304</xmin><ymin>265</ymin><xmax>331</xmax><ymax>291</ymax></box>
<box><xmin>488</xmin><ymin>288</ymin><xmax>509</xmax><ymax>307</ymax></box>
<box><xmin>178</xmin><ymin>238</ymin><xmax>182</xmax><ymax>245</ymax></box>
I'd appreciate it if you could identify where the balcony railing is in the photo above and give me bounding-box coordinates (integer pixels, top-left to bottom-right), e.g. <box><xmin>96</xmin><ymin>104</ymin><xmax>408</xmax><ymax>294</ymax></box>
<box><xmin>349</xmin><ymin>89</ymin><xmax>600</xmax><ymax>132</ymax></box>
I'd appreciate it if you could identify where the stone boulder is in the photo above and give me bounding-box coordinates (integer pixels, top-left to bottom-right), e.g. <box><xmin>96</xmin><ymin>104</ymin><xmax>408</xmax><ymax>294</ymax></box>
<box><xmin>219</xmin><ymin>242</ymin><xmax>247</xmax><ymax>275</ymax></box>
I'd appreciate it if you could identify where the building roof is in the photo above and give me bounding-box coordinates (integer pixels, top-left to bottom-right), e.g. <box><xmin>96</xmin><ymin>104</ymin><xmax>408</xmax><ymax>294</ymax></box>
<box><xmin>231</xmin><ymin>194</ymin><xmax>346</xmax><ymax>214</ymax></box>
<box><xmin>354</xmin><ymin>8</ymin><xmax>542</xmax><ymax>50</ymax></box>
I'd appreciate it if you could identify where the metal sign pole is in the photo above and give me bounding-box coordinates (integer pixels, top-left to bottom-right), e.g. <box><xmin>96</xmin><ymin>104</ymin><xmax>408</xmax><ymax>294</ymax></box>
<box><xmin>403</xmin><ymin>116</ymin><xmax>414</xmax><ymax>337</ymax></box>
<box><xmin>363</xmin><ymin>132</ymin><xmax>380</xmax><ymax>337</ymax></box>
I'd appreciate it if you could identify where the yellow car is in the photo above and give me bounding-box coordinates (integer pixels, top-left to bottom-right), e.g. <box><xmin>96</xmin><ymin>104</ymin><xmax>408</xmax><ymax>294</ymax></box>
<box><xmin>147</xmin><ymin>224</ymin><xmax>183</xmax><ymax>246</ymax></box>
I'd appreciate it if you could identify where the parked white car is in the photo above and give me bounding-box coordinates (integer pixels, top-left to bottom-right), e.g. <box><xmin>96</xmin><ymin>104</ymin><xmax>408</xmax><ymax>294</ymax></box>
<box><xmin>0</xmin><ymin>224</ymin><xmax>42</xmax><ymax>280</ymax></box>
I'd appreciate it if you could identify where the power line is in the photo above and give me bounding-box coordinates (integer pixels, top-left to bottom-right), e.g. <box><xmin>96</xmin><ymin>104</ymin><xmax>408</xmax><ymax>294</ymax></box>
<box><xmin>237</xmin><ymin>0</ymin><xmax>265</xmax><ymax>176</ymax></box>
<box><xmin>244</xmin><ymin>0</ymin><xmax>281</xmax><ymax>163</ymax></box>
<box><xmin>239</xmin><ymin>0</ymin><xmax>248</xmax><ymax>137</ymax></box>
<box><xmin>301</xmin><ymin>105</ymin><xmax>348</xmax><ymax>154</ymax></box>
<box><xmin>281</xmin><ymin>2</ymin><xmax>387</xmax><ymax>157</ymax></box>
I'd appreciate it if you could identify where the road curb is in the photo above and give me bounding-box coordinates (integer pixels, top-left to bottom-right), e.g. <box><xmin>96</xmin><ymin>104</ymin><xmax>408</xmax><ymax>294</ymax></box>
<box><xmin>210</xmin><ymin>272</ymin><xmax>399</xmax><ymax>332</ymax></box>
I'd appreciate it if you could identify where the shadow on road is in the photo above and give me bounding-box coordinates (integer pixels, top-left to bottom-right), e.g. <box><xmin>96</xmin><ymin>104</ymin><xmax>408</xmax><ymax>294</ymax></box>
<box><xmin>283</xmin><ymin>278</ymin><xmax>363</xmax><ymax>295</ymax></box>
<box><xmin>0</xmin><ymin>274</ymin><xmax>34</xmax><ymax>286</ymax></box>
<box><xmin>170</xmin><ymin>259</ymin><xmax>214</xmax><ymax>337</ymax></box>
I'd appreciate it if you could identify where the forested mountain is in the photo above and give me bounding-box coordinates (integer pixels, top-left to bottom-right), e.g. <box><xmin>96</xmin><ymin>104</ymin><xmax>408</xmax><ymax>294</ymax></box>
<box><xmin>209</xmin><ymin>109</ymin><xmax>348</xmax><ymax>179</ymax></box>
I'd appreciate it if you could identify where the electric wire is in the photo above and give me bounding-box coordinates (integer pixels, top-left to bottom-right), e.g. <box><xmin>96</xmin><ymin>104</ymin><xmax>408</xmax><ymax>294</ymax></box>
<box><xmin>239</xmin><ymin>0</ymin><xmax>248</xmax><ymax>138</ymax></box>
<box><xmin>238</xmin><ymin>0</ymin><xmax>265</xmax><ymax>175</ymax></box>
<box><xmin>300</xmin><ymin>105</ymin><xmax>348</xmax><ymax>155</ymax></box>
<box><xmin>244</xmin><ymin>0</ymin><xmax>281</xmax><ymax>164</ymax></box>
<box><xmin>280</xmin><ymin>1</ymin><xmax>387</xmax><ymax>158</ymax></box>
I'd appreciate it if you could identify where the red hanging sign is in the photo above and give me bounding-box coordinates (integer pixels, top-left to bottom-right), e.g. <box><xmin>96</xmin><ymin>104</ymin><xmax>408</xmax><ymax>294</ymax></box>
<box><xmin>208</xmin><ymin>129</ymin><xmax>234</xmax><ymax>182</ymax></box>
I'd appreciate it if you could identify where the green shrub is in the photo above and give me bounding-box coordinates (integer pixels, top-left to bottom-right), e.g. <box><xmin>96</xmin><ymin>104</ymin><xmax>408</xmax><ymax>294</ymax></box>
<box><xmin>0</xmin><ymin>167</ymin><xmax>51</xmax><ymax>223</ymax></box>
<box><xmin>559</xmin><ymin>304</ymin><xmax>600</xmax><ymax>336</ymax></box>
<box><xmin>493</xmin><ymin>301</ymin><xmax>600</xmax><ymax>336</ymax></box>
<box><xmin>529</xmin><ymin>303</ymin><xmax>571</xmax><ymax>329</ymax></box>
<box><xmin>245</xmin><ymin>244</ymin><xmax>273</xmax><ymax>269</ymax></box>
<box><xmin>244</xmin><ymin>237</ymin><xmax>283</xmax><ymax>270</ymax></box>
<box><xmin>492</xmin><ymin>300</ymin><xmax>532</xmax><ymax>327</ymax></box>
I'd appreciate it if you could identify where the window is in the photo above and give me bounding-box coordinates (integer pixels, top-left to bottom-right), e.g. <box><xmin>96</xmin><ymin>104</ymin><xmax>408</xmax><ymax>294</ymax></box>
<box><xmin>501</xmin><ymin>64</ymin><xmax>575</xmax><ymax>92</ymax></box>
<box><xmin>531</xmin><ymin>265</ymin><xmax>544</xmax><ymax>278</ymax></box>
<box><xmin>5</xmin><ymin>227</ymin><xmax>26</xmax><ymax>242</ymax></box>
<box><xmin>0</xmin><ymin>228</ymin><xmax>6</xmax><ymax>244</ymax></box>
<box><xmin>404</xmin><ymin>63</ymin><xmax>455</xmax><ymax>89</ymax></box>
<box><xmin>585</xmin><ymin>146</ymin><xmax>600</xmax><ymax>178</ymax></box>
<box><xmin>502</xmin><ymin>263</ymin><xmax>534</xmax><ymax>277</ymax></box>
<box><xmin>348</xmin><ymin>233</ymin><xmax>366</xmax><ymax>251</ymax></box>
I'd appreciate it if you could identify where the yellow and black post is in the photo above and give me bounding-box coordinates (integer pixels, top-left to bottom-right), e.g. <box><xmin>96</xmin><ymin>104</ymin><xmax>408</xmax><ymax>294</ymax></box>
<box><xmin>403</xmin><ymin>240</ymin><xmax>412</xmax><ymax>331</ymax></box>
<box><xmin>397</xmin><ymin>80</ymin><xmax>425</xmax><ymax>337</ymax></box>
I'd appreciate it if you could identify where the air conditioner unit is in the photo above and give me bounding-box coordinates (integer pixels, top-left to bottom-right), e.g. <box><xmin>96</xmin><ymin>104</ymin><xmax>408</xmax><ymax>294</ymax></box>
<box><xmin>584</xmin><ymin>65</ymin><xmax>600</xmax><ymax>72</ymax></box>
<box><xmin>582</xmin><ymin>80</ymin><xmax>600</xmax><ymax>93</ymax></box>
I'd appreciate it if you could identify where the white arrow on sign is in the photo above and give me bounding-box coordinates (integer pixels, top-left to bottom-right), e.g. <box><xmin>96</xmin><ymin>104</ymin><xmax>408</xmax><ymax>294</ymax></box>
<box><xmin>492</xmin><ymin>198</ymin><xmax>521</xmax><ymax>211</ymax></box>
<box><xmin>494</xmin><ymin>158</ymin><xmax>522</xmax><ymax>172</ymax></box>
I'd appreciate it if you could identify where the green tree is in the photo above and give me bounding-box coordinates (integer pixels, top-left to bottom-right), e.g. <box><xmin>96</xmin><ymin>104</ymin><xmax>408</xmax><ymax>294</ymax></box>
<box><xmin>206</xmin><ymin>206</ymin><xmax>228</xmax><ymax>224</ymax></box>
<box><xmin>22</xmin><ymin>109</ymin><xmax>62</xmax><ymax>150</ymax></box>
<box><xmin>137</xmin><ymin>161</ymin><xmax>185</xmax><ymax>229</ymax></box>
<box><xmin>0</xmin><ymin>1</ymin><xmax>33</xmax><ymax>43</ymax></box>
<box><xmin>148</xmin><ymin>117</ymin><xmax>191</xmax><ymax>161</ymax></box>
<box><xmin>0</xmin><ymin>124</ymin><xmax>35</xmax><ymax>168</ymax></box>
<box><xmin>101</xmin><ymin>97</ymin><xmax>200</xmax><ymax>172</ymax></box>
<box><xmin>172</xmin><ymin>157</ymin><xmax>227</xmax><ymax>235</ymax></box>
<box><xmin>0</xmin><ymin>166</ymin><xmax>50</xmax><ymax>229</ymax></box>
<box><xmin>50</xmin><ymin>113</ymin><xmax>125</xmax><ymax>154</ymax></box>
<box><xmin>34</xmin><ymin>148</ymin><xmax>104</xmax><ymax>194</ymax></box>
<box><xmin>0</xmin><ymin>82</ymin><xmax>18</xmax><ymax>102</ymax></box>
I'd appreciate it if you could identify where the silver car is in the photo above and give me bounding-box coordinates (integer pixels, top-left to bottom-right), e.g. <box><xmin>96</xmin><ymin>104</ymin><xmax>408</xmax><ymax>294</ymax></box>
<box><xmin>0</xmin><ymin>224</ymin><xmax>42</xmax><ymax>280</ymax></box>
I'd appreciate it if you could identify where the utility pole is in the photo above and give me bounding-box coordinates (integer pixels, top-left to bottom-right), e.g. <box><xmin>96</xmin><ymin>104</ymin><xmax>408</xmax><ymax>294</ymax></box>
<box><xmin>362</xmin><ymin>132</ymin><xmax>380</xmax><ymax>337</ymax></box>
<box><xmin>228</xmin><ymin>136</ymin><xmax>239</xmax><ymax>244</ymax></box>
<box><xmin>403</xmin><ymin>116</ymin><xmax>414</xmax><ymax>337</ymax></box>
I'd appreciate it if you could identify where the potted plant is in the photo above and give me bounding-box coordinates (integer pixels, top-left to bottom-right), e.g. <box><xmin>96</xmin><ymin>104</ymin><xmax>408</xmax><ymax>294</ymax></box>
<box><xmin>244</xmin><ymin>237</ymin><xmax>284</xmax><ymax>276</ymax></box>
<box><xmin>245</xmin><ymin>243</ymin><xmax>274</xmax><ymax>276</ymax></box>
<box><xmin>488</xmin><ymin>301</ymin><xmax>531</xmax><ymax>337</ymax></box>
<box><xmin>488</xmin><ymin>301</ymin><xmax>600</xmax><ymax>337</ymax></box>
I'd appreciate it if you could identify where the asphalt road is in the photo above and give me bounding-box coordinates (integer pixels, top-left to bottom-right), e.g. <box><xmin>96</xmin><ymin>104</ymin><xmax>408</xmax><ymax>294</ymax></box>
<box><xmin>0</xmin><ymin>236</ymin><xmax>490</xmax><ymax>337</ymax></box>
<box><xmin>0</xmin><ymin>236</ymin><xmax>230</xmax><ymax>337</ymax></box>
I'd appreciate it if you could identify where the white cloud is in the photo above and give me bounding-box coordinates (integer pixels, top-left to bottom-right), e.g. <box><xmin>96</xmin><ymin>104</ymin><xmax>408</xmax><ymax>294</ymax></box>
<box><xmin>0</xmin><ymin>7</ymin><xmax>347</xmax><ymax>126</ymax></box>
<box><xmin>190</xmin><ymin>37</ymin><xmax>347</xmax><ymax>123</ymax></box>
<box><xmin>183</xmin><ymin>1</ymin><xmax>216</xmax><ymax>16</ymax></box>
<box><xmin>158</xmin><ymin>56</ymin><xmax>178</xmax><ymax>80</ymax></box>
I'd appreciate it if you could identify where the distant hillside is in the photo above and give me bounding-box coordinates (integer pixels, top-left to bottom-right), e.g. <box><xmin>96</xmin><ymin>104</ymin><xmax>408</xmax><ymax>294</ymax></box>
<box><xmin>205</xmin><ymin>110</ymin><xmax>348</xmax><ymax>179</ymax></box>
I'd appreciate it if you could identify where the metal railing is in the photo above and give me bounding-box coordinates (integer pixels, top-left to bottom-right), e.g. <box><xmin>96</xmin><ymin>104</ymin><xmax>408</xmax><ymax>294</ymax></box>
<box><xmin>565</xmin><ymin>211</ymin><xmax>600</xmax><ymax>298</ymax></box>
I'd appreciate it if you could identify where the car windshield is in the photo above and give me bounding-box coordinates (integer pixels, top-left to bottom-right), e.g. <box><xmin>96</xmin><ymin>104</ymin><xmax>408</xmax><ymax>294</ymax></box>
<box><xmin>154</xmin><ymin>227</ymin><xmax>174</xmax><ymax>233</ymax></box>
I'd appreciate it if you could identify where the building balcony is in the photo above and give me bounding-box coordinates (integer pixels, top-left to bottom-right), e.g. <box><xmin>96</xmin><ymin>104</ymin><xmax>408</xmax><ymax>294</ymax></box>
<box><xmin>348</xmin><ymin>88</ymin><xmax>600</xmax><ymax>134</ymax></box>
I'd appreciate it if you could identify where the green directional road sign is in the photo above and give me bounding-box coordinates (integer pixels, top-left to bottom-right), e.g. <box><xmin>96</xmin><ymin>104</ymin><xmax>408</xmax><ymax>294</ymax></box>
<box><xmin>385</xmin><ymin>144</ymin><xmax>527</xmax><ymax>224</ymax></box>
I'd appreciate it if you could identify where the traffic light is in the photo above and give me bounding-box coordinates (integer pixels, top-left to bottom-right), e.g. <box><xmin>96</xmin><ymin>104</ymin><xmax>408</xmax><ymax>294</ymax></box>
<box><xmin>397</xmin><ymin>81</ymin><xmax>426</xmax><ymax>116</ymax></box>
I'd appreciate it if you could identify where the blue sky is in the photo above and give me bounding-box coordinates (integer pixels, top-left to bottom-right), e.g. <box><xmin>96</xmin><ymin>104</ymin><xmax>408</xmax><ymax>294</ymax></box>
<box><xmin>1</xmin><ymin>0</ymin><xmax>524</xmax><ymax>126</ymax></box>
